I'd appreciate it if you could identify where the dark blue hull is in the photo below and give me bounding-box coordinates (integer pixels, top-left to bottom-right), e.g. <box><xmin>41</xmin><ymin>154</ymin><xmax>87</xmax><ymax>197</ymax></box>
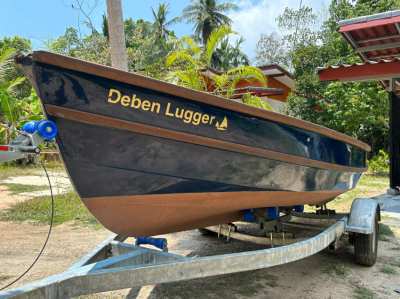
<box><xmin>17</xmin><ymin>51</ymin><xmax>370</xmax><ymax>235</ymax></box>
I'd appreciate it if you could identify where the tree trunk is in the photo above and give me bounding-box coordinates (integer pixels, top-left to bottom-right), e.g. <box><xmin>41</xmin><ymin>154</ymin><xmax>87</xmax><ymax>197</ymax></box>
<box><xmin>106</xmin><ymin>0</ymin><xmax>128</xmax><ymax>71</ymax></box>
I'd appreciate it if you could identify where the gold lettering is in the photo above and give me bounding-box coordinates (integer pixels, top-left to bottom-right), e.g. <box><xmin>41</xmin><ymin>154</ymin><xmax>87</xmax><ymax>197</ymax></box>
<box><xmin>209</xmin><ymin>116</ymin><xmax>216</xmax><ymax>125</ymax></box>
<box><xmin>121</xmin><ymin>95</ymin><xmax>130</xmax><ymax>107</ymax></box>
<box><xmin>107</xmin><ymin>90</ymin><xmax>226</xmax><ymax>130</ymax></box>
<box><xmin>192</xmin><ymin>112</ymin><xmax>202</xmax><ymax>125</ymax></box>
<box><xmin>108</xmin><ymin>89</ymin><xmax>121</xmax><ymax>104</ymax></box>
<box><xmin>142</xmin><ymin>100</ymin><xmax>151</xmax><ymax>111</ymax></box>
<box><xmin>175</xmin><ymin>107</ymin><xmax>184</xmax><ymax>119</ymax></box>
<box><xmin>151</xmin><ymin>102</ymin><xmax>161</xmax><ymax>114</ymax></box>
<box><xmin>165</xmin><ymin>103</ymin><xmax>174</xmax><ymax>117</ymax></box>
<box><xmin>131</xmin><ymin>95</ymin><xmax>141</xmax><ymax>109</ymax></box>
<box><xmin>201</xmin><ymin>114</ymin><xmax>209</xmax><ymax>124</ymax></box>
<box><xmin>183</xmin><ymin>110</ymin><xmax>193</xmax><ymax>123</ymax></box>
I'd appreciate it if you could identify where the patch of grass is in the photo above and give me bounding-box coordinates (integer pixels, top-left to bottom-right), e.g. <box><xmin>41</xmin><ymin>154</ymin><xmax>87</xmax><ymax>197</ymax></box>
<box><xmin>328</xmin><ymin>174</ymin><xmax>388</xmax><ymax>212</ymax></box>
<box><xmin>389</xmin><ymin>259</ymin><xmax>400</xmax><ymax>268</ymax></box>
<box><xmin>323</xmin><ymin>263</ymin><xmax>350</xmax><ymax>277</ymax></box>
<box><xmin>0</xmin><ymin>191</ymin><xmax>99</xmax><ymax>227</ymax></box>
<box><xmin>379</xmin><ymin>223</ymin><xmax>395</xmax><ymax>241</ymax></box>
<box><xmin>3</xmin><ymin>183</ymin><xmax>47</xmax><ymax>195</ymax></box>
<box><xmin>353</xmin><ymin>286</ymin><xmax>375</xmax><ymax>299</ymax></box>
<box><xmin>381</xmin><ymin>265</ymin><xmax>398</xmax><ymax>275</ymax></box>
<box><xmin>0</xmin><ymin>164</ymin><xmax>41</xmax><ymax>180</ymax></box>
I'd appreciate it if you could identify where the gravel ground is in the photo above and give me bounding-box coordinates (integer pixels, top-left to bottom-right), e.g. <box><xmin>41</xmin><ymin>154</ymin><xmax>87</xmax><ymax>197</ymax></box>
<box><xmin>0</xmin><ymin>175</ymin><xmax>400</xmax><ymax>298</ymax></box>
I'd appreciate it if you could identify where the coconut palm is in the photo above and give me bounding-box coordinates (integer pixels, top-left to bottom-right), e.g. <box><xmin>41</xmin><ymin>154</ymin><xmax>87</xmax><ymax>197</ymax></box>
<box><xmin>180</xmin><ymin>0</ymin><xmax>237</xmax><ymax>44</ymax></box>
<box><xmin>165</xmin><ymin>26</ymin><xmax>268</xmax><ymax>108</ymax></box>
<box><xmin>151</xmin><ymin>3</ymin><xmax>177</xmax><ymax>41</ymax></box>
<box><xmin>212</xmin><ymin>37</ymin><xmax>249</xmax><ymax>71</ymax></box>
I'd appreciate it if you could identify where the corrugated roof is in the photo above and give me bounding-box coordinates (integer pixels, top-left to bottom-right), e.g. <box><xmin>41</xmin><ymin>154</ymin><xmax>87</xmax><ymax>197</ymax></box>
<box><xmin>339</xmin><ymin>10</ymin><xmax>400</xmax><ymax>61</ymax></box>
<box><xmin>318</xmin><ymin>57</ymin><xmax>400</xmax><ymax>71</ymax></box>
<box><xmin>318</xmin><ymin>10</ymin><xmax>400</xmax><ymax>93</ymax></box>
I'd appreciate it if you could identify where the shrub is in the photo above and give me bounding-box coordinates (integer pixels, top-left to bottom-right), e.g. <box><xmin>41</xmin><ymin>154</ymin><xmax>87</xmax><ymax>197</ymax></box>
<box><xmin>368</xmin><ymin>149</ymin><xmax>389</xmax><ymax>175</ymax></box>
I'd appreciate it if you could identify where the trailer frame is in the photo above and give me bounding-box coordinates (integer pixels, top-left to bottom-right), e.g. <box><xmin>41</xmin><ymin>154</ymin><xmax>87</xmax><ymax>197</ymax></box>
<box><xmin>0</xmin><ymin>198</ymin><xmax>380</xmax><ymax>299</ymax></box>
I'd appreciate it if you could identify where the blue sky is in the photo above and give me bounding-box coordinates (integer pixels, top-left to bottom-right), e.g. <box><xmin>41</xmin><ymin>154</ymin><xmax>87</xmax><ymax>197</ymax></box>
<box><xmin>0</xmin><ymin>0</ymin><xmax>330</xmax><ymax>61</ymax></box>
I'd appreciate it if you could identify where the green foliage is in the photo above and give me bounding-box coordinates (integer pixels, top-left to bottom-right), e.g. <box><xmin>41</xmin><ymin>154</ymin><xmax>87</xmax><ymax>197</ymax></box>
<box><xmin>353</xmin><ymin>286</ymin><xmax>375</xmax><ymax>299</ymax></box>
<box><xmin>48</xmin><ymin>27</ymin><xmax>109</xmax><ymax>66</ymax></box>
<box><xmin>242</xmin><ymin>93</ymin><xmax>272</xmax><ymax>110</ymax></box>
<box><xmin>380</xmin><ymin>265</ymin><xmax>397</xmax><ymax>275</ymax></box>
<box><xmin>179</xmin><ymin>0</ymin><xmax>237</xmax><ymax>44</ymax></box>
<box><xmin>265</xmin><ymin>1</ymin><xmax>400</xmax><ymax>156</ymax></box>
<box><xmin>368</xmin><ymin>150</ymin><xmax>389</xmax><ymax>175</ymax></box>
<box><xmin>3</xmin><ymin>183</ymin><xmax>47</xmax><ymax>195</ymax></box>
<box><xmin>0</xmin><ymin>39</ymin><xmax>42</xmax><ymax>144</ymax></box>
<box><xmin>212</xmin><ymin>37</ymin><xmax>249</xmax><ymax>71</ymax></box>
<box><xmin>0</xmin><ymin>191</ymin><xmax>99</xmax><ymax>227</ymax></box>
<box><xmin>152</xmin><ymin>2</ymin><xmax>178</xmax><ymax>41</ymax></box>
<box><xmin>166</xmin><ymin>27</ymin><xmax>267</xmax><ymax>108</ymax></box>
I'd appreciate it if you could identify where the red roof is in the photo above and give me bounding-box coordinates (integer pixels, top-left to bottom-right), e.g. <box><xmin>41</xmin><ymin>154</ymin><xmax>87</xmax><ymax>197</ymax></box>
<box><xmin>339</xmin><ymin>10</ymin><xmax>400</xmax><ymax>61</ymax></box>
<box><xmin>318</xmin><ymin>10</ymin><xmax>400</xmax><ymax>93</ymax></box>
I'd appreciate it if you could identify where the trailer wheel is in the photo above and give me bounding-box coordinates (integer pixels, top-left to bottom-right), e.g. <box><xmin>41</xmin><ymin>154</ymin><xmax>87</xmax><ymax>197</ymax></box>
<box><xmin>354</xmin><ymin>213</ymin><xmax>378</xmax><ymax>266</ymax></box>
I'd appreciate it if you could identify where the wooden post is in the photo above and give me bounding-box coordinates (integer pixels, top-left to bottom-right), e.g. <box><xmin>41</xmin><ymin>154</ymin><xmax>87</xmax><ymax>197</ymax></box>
<box><xmin>389</xmin><ymin>87</ymin><xmax>400</xmax><ymax>193</ymax></box>
<box><xmin>106</xmin><ymin>0</ymin><xmax>128</xmax><ymax>71</ymax></box>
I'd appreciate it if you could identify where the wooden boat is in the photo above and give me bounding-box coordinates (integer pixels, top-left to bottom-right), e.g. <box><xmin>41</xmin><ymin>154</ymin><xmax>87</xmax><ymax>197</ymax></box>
<box><xmin>16</xmin><ymin>51</ymin><xmax>370</xmax><ymax>236</ymax></box>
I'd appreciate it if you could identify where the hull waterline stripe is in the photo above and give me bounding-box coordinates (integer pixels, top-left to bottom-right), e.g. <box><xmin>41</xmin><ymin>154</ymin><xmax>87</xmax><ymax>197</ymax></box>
<box><xmin>45</xmin><ymin>105</ymin><xmax>367</xmax><ymax>173</ymax></box>
<box><xmin>31</xmin><ymin>51</ymin><xmax>371</xmax><ymax>152</ymax></box>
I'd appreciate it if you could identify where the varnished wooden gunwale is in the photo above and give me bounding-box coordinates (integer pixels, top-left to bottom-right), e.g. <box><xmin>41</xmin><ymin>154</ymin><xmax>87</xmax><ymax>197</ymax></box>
<box><xmin>32</xmin><ymin>51</ymin><xmax>371</xmax><ymax>152</ymax></box>
<box><xmin>45</xmin><ymin>104</ymin><xmax>367</xmax><ymax>173</ymax></box>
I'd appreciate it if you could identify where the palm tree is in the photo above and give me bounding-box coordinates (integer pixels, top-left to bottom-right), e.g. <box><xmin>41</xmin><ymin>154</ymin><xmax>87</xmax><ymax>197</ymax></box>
<box><xmin>212</xmin><ymin>37</ymin><xmax>249</xmax><ymax>71</ymax></box>
<box><xmin>165</xmin><ymin>26</ymin><xmax>269</xmax><ymax>110</ymax></box>
<box><xmin>180</xmin><ymin>0</ymin><xmax>237</xmax><ymax>44</ymax></box>
<box><xmin>152</xmin><ymin>3</ymin><xmax>177</xmax><ymax>41</ymax></box>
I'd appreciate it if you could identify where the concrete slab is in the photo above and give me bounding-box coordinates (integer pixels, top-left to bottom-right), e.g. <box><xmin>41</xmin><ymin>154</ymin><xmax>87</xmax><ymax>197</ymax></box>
<box><xmin>373</xmin><ymin>193</ymin><xmax>400</xmax><ymax>213</ymax></box>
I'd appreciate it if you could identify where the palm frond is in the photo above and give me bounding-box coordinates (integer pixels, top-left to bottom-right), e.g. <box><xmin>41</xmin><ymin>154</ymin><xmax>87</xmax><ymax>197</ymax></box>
<box><xmin>242</xmin><ymin>93</ymin><xmax>273</xmax><ymax>110</ymax></box>
<box><xmin>0</xmin><ymin>48</ymin><xmax>17</xmax><ymax>81</ymax></box>
<box><xmin>168</xmin><ymin>69</ymin><xmax>206</xmax><ymax>91</ymax></box>
<box><xmin>181</xmin><ymin>36</ymin><xmax>201</xmax><ymax>56</ymax></box>
<box><xmin>165</xmin><ymin>50</ymin><xmax>198</xmax><ymax>68</ymax></box>
<box><xmin>227</xmin><ymin>66</ymin><xmax>267</xmax><ymax>90</ymax></box>
<box><xmin>216</xmin><ymin>2</ymin><xmax>238</xmax><ymax>11</ymax></box>
<box><xmin>204</xmin><ymin>25</ymin><xmax>234</xmax><ymax>65</ymax></box>
<box><xmin>6</xmin><ymin>77</ymin><xmax>26</xmax><ymax>94</ymax></box>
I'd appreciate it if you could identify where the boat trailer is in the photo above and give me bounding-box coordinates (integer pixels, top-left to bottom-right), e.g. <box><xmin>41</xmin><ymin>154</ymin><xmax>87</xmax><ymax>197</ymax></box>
<box><xmin>0</xmin><ymin>199</ymin><xmax>380</xmax><ymax>299</ymax></box>
<box><xmin>0</xmin><ymin>120</ymin><xmax>381</xmax><ymax>298</ymax></box>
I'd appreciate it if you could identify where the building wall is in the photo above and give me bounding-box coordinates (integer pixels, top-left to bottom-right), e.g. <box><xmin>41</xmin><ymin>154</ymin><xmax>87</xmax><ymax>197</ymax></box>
<box><xmin>267</xmin><ymin>77</ymin><xmax>291</xmax><ymax>102</ymax></box>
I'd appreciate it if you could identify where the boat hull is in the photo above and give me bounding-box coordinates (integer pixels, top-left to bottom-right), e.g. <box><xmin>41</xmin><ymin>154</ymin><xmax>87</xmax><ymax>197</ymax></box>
<box><xmin>18</xmin><ymin>51</ymin><xmax>370</xmax><ymax>236</ymax></box>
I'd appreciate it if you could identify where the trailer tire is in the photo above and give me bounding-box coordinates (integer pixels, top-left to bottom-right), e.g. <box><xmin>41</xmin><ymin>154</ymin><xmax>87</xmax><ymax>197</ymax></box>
<box><xmin>354</xmin><ymin>214</ymin><xmax>378</xmax><ymax>266</ymax></box>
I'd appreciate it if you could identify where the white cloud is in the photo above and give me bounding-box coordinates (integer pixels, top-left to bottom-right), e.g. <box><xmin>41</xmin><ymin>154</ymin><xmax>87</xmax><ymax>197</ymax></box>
<box><xmin>228</xmin><ymin>0</ymin><xmax>330</xmax><ymax>61</ymax></box>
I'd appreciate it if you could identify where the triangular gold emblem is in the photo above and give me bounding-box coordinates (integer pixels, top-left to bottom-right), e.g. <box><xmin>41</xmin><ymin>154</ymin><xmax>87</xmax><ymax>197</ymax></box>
<box><xmin>216</xmin><ymin>117</ymin><xmax>228</xmax><ymax>131</ymax></box>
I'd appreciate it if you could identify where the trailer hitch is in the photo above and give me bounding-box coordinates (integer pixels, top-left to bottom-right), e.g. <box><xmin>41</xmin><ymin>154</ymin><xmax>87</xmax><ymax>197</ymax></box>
<box><xmin>0</xmin><ymin>120</ymin><xmax>58</xmax><ymax>163</ymax></box>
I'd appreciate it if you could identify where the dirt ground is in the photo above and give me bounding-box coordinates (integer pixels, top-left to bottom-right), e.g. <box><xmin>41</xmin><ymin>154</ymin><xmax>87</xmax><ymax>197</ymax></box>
<box><xmin>0</xmin><ymin>184</ymin><xmax>400</xmax><ymax>298</ymax></box>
